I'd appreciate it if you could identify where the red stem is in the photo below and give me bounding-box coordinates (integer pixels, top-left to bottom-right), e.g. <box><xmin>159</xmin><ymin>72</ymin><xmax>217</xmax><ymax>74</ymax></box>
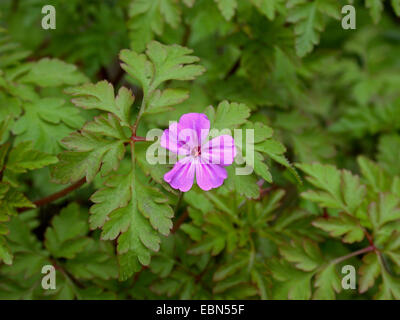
<box><xmin>130</xmin><ymin>135</ymin><xmax>147</xmax><ymax>142</ymax></box>
<box><xmin>331</xmin><ymin>245</ymin><xmax>376</xmax><ymax>265</ymax></box>
<box><xmin>364</xmin><ymin>229</ymin><xmax>375</xmax><ymax>246</ymax></box>
<box><xmin>18</xmin><ymin>177</ymin><xmax>86</xmax><ymax>212</ymax></box>
<box><xmin>171</xmin><ymin>211</ymin><xmax>189</xmax><ymax>234</ymax></box>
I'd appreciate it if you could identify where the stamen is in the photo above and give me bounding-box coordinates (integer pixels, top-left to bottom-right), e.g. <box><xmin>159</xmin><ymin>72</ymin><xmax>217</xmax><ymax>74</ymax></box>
<box><xmin>191</xmin><ymin>146</ymin><xmax>201</xmax><ymax>157</ymax></box>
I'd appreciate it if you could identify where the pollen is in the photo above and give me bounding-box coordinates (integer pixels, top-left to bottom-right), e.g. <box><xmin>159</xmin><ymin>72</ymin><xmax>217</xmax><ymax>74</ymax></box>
<box><xmin>191</xmin><ymin>146</ymin><xmax>201</xmax><ymax>157</ymax></box>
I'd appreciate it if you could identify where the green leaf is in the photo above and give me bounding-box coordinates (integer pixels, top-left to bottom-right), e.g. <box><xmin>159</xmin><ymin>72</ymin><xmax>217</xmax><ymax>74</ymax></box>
<box><xmin>270</xmin><ymin>259</ymin><xmax>313</xmax><ymax>300</ymax></box>
<box><xmin>0</xmin><ymin>185</ymin><xmax>35</xmax><ymax>216</ymax></box>
<box><xmin>0</xmin><ymin>142</ymin><xmax>10</xmax><ymax>169</ymax></box>
<box><xmin>51</xmin><ymin>115</ymin><xmax>128</xmax><ymax>184</ymax></box>
<box><xmin>82</xmin><ymin>114</ymin><xmax>129</xmax><ymax>140</ymax></box>
<box><xmin>357</xmin><ymin>156</ymin><xmax>391</xmax><ymax>193</ymax></box>
<box><xmin>184</xmin><ymin>190</ymin><xmax>214</xmax><ymax>214</ymax></box>
<box><xmin>0</xmin><ymin>93</ymin><xmax>21</xmax><ymax>123</ymax></box>
<box><xmin>0</xmin><ymin>211</ymin><xmax>47</xmax><ymax>268</ymax></box>
<box><xmin>253</xmin><ymin>152</ymin><xmax>272</xmax><ymax>183</ymax></box>
<box><xmin>188</xmin><ymin>234</ymin><xmax>226</xmax><ymax>256</ymax></box>
<box><xmin>146</xmin><ymin>41</ymin><xmax>205</xmax><ymax>89</ymax></box>
<box><xmin>313</xmin><ymin>214</ymin><xmax>365</xmax><ymax>243</ymax></box>
<box><xmin>224</xmin><ymin>166</ymin><xmax>260</xmax><ymax>199</ymax></box>
<box><xmin>287</xmin><ymin>0</ymin><xmax>340</xmax><ymax>57</ymax></box>
<box><xmin>121</xmin><ymin>42</ymin><xmax>205</xmax><ymax>96</ymax></box>
<box><xmin>183</xmin><ymin>0</ymin><xmax>196</xmax><ymax>7</ymax></box>
<box><xmin>206</xmin><ymin>101</ymin><xmax>250</xmax><ymax>130</ymax></box>
<box><xmin>0</xmin><ymin>30</ymin><xmax>30</xmax><ymax>68</ymax></box>
<box><xmin>118</xmin><ymin>251</ymin><xmax>143</xmax><ymax>280</ymax></box>
<box><xmin>50</xmin><ymin>273</ymin><xmax>115</xmax><ymax>300</ymax></box>
<box><xmin>392</xmin><ymin>0</ymin><xmax>400</xmax><ymax>16</ymax></box>
<box><xmin>213</xmin><ymin>271</ymin><xmax>256</xmax><ymax>296</ymax></box>
<box><xmin>150</xmin><ymin>271</ymin><xmax>197</xmax><ymax>298</ymax></box>
<box><xmin>376</xmin><ymin>269</ymin><xmax>400</xmax><ymax>299</ymax></box>
<box><xmin>66</xmin><ymin>81</ymin><xmax>134</xmax><ymax>126</ymax></box>
<box><xmin>5</xmin><ymin>141</ymin><xmax>58</xmax><ymax>173</ymax></box>
<box><xmin>0</xmin><ymin>236</ymin><xmax>12</xmax><ymax>265</ymax></box>
<box><xmin>368</xmin><ymin>193</ymin><xmax>400</xmax><ymax>229</ymax></box>
<box><xmin>251</xmin><ymin>0</ymin><xmax>284</xmax><ymax>20</ymax></box>
<box><xmin>119</xmin><ymin>50</ymin><xmax>154</xmax><ymax>93</ymax></box>
<box><xmin>12</xmin><ymin>98</ymin><xmax>85</xmax><ymax>153</ymax></box>
<box><xmin>280</xmin><ymin>239</ymin><xmax>323</xmax><ymax>272</ymax></box>
<box><xmin>103</xmin><ymin>197</ymin><xmax>160</xmax><ymax>279</ymax></box>
<box><xmin>313</xmin><ymin>264</ymin><xmax>342</xmax><ymax>300</ymax></box>
<box><xmin>146</xmin><ymin>88</ymin><xmax>189</xmax><ymax>114</ymax></box>
<box><xmin>44</xmin><ymin>203</ymin><xmax>91</xmax><ymax>259</ymax></box>
<box><xmin>377</xmin><ymin>134</ymin><xmax>400</xmax><ymax>176</ymax></box>
<box><xmin>97</xmin><ymin>171</ymin><xmax>176</xmax><ymax>280</ymax></box>
<box><xmin>150</xmin><ymin>236</ymin><xmax>176</xmax><ymax>278</ymax></box>
<box><xmin>297</xmin><ymin>162</ymin><xmax>341</xmax><ymax>203</ymax></box>
<box><xmin>243</xmin><ymin>122</ymin><xmax>274</xmax><ymax>143</ymax></box>
<box><xmin>0</xmin><ymin>118</ymin><xmax>11</xmax><ymax>143</ymax></box>
<box><xmin>136</xmin><ymin>182</ymin><xmax>174</xmax><ymax>236</ymax></box>
<box><xmin>65</xmin><ymin>241</ymin><xmax>118</xmax><ymax>280</ymax></box>
<box><xmin>313</xmin><ymin>263</ymin><xmax>341</xmax><ymax>299</ymax></box>
<box><xmin>255</xmin><ymin>139</ymin><xmax>286</xmax><ymax>155</ymax></box>
<box><xmin>89</xmin><ymin>174</ymin><xmax>132</xmax><ymax>230</ymax></box>
<box><xmin>128</xmin><ymin>0</ymin><xmax>181</xmax><ymax>52</ymax></box>
<box><xmin>365</xmin><ymin>0</ymin><xmax>384</xmax><ymax>23</ymax></box>
<box><xmin>19</xmin><ymin>58</ymin><xmax>88</xmax><ymax>87</ymax></box>
<box><xmin>214</xmin><ymin>0</ymin><xmax>237</xmax><ymax>21</ymax></box>
<box><xmin>188</xmin><ymin>212</ymin><xmax>237</xmax><ymax>255</ymax></box>
<box><xmin>359</xmin><ymin>252</ymin><xmax>380</xmax><ymax>293</ymax></box>
<box><xmin>342</xmin><ymin>170</ymin><xmax>366</xmax><ymax>214</ymax></box>
<box><xmin>297</xmin><ymin>163</ymin><xmax>365</xmax><ymax>215</ymax></box>
<box><xmin>180</xmin><ymin>223</ymin><xmax>203</xmax><ymax>241</ymax></box>
<box><xmin>384</xmin><ymin>232</ymin><xmax>400</xmax><ymax>269</ymax></box>
<box><xmin>136</xmin><ymin>142</ymin><xmax>179</xmax><ymax>194</ymax></box>
<box><xmin>256</xmin><ymin>141</ymin><xmax>300</xmax><ymax>184</ymax></box>
<box><xmin>0</xmin><ymin>182</ymin><xmax>10</xmax><ymax>200</ymax></box>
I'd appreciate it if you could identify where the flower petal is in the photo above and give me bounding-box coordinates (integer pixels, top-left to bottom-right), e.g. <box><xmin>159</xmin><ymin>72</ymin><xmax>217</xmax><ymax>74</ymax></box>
<box><xmin>178</xmin><ymin>113</ymin><xmax>210</xmax><ymax>146</ymax></box>
<box><xmin>195</xmin><ymin>160</ymin><xmax>228</xmax><ymax>191</ymax></box>
<box><xmin>201</xmin><ymin>135</ymin><xmax>236</xmax><ymax>166</ymax></box>
<box><xmin>160</xmin><ymin>122</ymin><xmax>190</xmax><ymax>155</ymax></box>
<box><xmin>164</xmin><ymin>157</ymin><xmax>195</xmax><ymax>192</ymax></box>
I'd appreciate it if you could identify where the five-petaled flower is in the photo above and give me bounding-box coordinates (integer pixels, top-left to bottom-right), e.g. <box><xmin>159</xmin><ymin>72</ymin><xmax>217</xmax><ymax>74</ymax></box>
<box><xmin>161</xmin><ymin>113</ymin><xmax>236</xmax><ymax>192</ymax></box>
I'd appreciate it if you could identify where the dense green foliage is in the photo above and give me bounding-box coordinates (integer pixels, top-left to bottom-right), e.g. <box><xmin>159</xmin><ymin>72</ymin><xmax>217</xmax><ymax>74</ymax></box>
<box><xmin>0</xmin><ymin>0</ymin><xmax>400</xmax><ymax>300</ymax></box>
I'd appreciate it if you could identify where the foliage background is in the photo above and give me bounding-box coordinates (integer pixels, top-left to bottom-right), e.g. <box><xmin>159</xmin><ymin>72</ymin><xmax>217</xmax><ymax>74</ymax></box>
<box><xmin>0</xmin><ymin>0</ymin><xmax>400</xmax><ymax>299</ymax></box>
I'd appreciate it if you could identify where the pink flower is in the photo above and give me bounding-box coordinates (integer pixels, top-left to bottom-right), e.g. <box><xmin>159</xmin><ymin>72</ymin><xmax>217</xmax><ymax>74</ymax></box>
<box><xmin>161</xmin><ymin>113</ymin><xmax>236</xmax><ymax>192</ymax></box>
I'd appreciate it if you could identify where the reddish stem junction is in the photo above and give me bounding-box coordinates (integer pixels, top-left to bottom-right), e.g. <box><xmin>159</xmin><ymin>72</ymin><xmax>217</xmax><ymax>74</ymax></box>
<box><xmin>130</xmin><ymin>135</ymin><xmax>147</xmax><ymax>142</ymax></box>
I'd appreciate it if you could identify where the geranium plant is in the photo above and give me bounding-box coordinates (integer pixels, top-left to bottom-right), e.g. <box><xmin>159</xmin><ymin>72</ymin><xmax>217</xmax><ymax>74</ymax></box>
<box><xmin>0</xmin><ymin>0</ymin><xmax>399</xmax><ymax>300</ymax></box>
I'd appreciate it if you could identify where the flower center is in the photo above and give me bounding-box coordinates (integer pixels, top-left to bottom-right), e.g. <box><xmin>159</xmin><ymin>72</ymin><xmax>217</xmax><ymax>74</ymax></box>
<box><xmin>191</xmin><ymin>146</ymin><xmax>201</xmax><ymax>157</ymax></box>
